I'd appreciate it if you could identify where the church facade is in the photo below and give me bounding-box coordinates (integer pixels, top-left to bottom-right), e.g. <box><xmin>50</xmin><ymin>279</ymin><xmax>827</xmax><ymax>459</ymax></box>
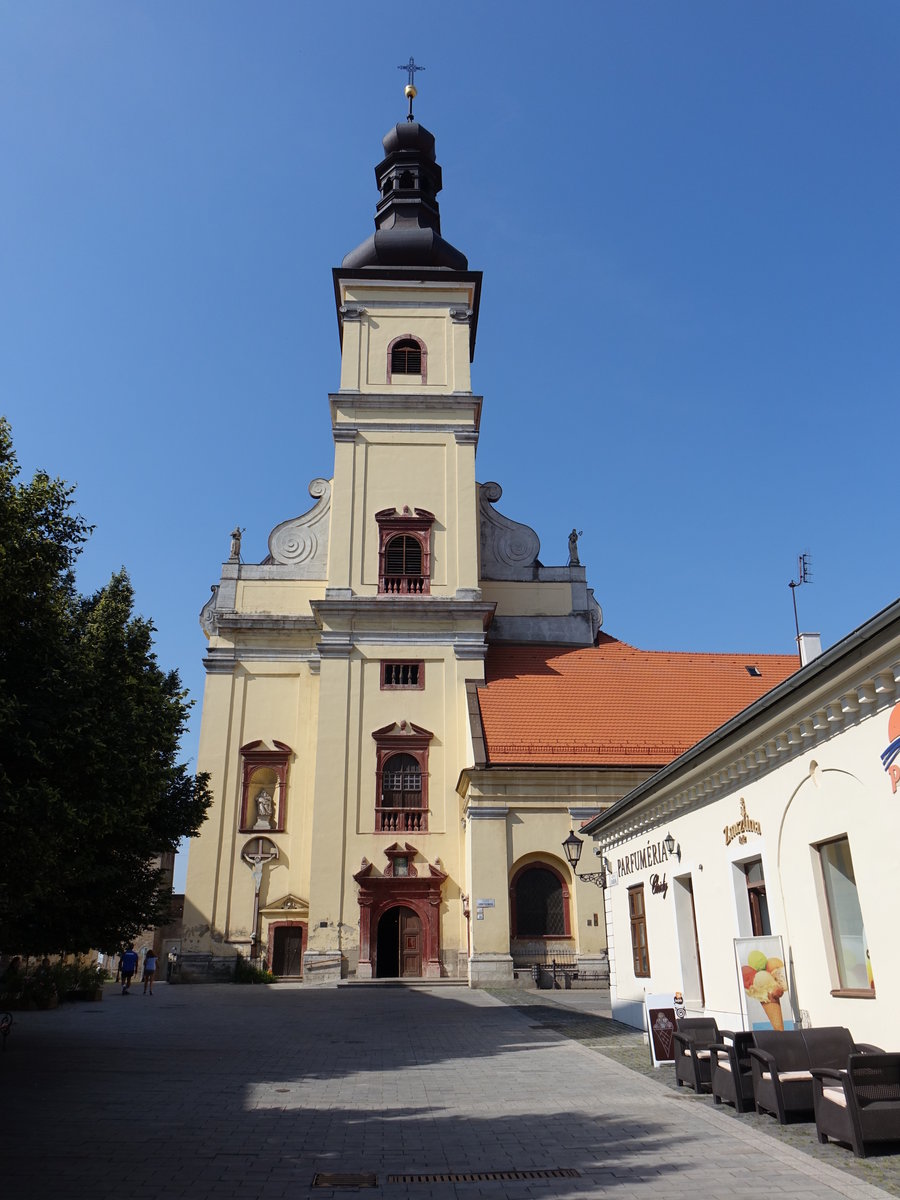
<box><xmin>181</xmin><ymin>107</ymin><xmax>797</xmax><ymax>986</ymax></box>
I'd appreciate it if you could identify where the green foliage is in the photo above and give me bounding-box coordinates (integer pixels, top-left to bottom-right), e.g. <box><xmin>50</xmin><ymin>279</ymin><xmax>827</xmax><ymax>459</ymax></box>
<box><xmin>234</xmin><ymin>954</ymin><xmax>274</xmax><ymax>984</ymax></box>
<box><xmin>0</xmin><ymin>418</ymin><xmax>212</xmax><ymax>954</ymax></box>
<box><xmin>0</xmin><ymin>957</ymin><xmax>109</xmax><ymax>1008</ymax></box>
<box><xmin>48</xmin><ymin>958</ymin><xmax>108</xmax><ymax>998</ymax></box>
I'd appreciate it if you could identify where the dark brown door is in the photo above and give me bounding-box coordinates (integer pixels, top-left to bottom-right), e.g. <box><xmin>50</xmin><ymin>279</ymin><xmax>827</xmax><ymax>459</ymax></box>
<box><xmin>272</xmin><ymin>926</ymin><xmax>303</xmax><ymax>976</ymax></box>
<box><xmin>399</xmin><ymin>908</ymin><xmax>422</xmax><ymax>978</ymax></box>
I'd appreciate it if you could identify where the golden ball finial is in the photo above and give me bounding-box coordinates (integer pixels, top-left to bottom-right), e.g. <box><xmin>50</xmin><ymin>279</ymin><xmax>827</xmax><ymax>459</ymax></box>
<box><xmin>405</xmin><ymin>84</ymin><xmax>417</xmax><ymax>99</ymax></box>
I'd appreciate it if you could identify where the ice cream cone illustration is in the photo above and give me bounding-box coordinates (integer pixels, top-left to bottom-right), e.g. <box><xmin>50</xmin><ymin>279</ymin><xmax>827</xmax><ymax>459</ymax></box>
<box><xmin>761</xmin><ymin>999</ymin><xmax>784</xmax><ymax>1030</ymax></box>
<box><xmin>743</xmin><ymin>949</ymin><xmax>788</xmax><ymax>1029</ymax></box>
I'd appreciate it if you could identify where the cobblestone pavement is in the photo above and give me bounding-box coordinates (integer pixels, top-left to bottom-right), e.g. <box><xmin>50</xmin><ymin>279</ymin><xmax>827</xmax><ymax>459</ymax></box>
<box><xmin>0</xmin><ymin>981</ymin><xmax>896</xmax><ymax>1200</ymax></box>
<box><xmin>494</xmin><ymin>989</ymin><xmax>900</xmax><ymax>1199</ymax></box>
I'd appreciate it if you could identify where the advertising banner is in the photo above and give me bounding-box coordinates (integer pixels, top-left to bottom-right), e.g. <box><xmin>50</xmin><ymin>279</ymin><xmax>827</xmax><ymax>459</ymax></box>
<box><xmin>734</xmin><ymin>934</ymin><xmax>795</xmax><ymax>1031</ymax></box>
<box><xmin>645</xmin><ymin>991</ymin><xmax>687</xmax><ymax>1066</ymax></box>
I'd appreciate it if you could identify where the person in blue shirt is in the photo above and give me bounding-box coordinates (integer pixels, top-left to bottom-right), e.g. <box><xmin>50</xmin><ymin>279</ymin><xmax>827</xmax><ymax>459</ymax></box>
<box><xmin>119</xmin><ymin>946</ymin><xmax>138</xmax><ymax>994</ymax></box>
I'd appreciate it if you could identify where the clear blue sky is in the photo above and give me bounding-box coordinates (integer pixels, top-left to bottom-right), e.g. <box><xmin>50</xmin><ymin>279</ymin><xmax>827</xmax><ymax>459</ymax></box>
<box><xmin>3</xmin><ymin>3</ymin><xmax>898</xmax><ymax>889</ymax></box>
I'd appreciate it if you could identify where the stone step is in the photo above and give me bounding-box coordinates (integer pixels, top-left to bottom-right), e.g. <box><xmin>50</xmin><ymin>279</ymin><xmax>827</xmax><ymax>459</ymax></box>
<box><xmin>338</xmin><ymin>977</ymin><xmax>468</xmax><ymax>988</ymax></box>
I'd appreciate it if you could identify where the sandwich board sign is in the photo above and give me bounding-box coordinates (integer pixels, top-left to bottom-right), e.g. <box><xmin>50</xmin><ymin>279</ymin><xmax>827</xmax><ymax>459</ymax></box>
<box><xmin>645</xmin><ymin>991</ymin><xmax>687</xmax><ymax>1067</ymax></box>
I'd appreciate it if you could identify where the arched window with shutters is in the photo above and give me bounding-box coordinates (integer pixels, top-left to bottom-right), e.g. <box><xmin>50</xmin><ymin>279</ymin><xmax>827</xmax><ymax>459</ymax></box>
<box><xmin>375</xmin><ymin>507</ymin><xmax>434</xmax><ymax>595</ymax></box>
<box><xmin>386</xmin><ymin>334</ymin><xmax>427</xmax><ymax>384</ymax></box>
<box><xmin>373</xmin><ymin>722</ymin><xmax>432</xmax><ymax>834</ymax></box>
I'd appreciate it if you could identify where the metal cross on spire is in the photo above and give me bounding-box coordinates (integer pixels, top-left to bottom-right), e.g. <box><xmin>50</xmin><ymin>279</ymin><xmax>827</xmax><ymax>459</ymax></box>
<box><xmin>398</xmin><ymin>56</ymin><xmax>425</xmax><ymax>87</ymax></box>
<box><xmin>398</xmin><ymin>56</ymin><xmax>424</xmax><ymax>121</ymax></box>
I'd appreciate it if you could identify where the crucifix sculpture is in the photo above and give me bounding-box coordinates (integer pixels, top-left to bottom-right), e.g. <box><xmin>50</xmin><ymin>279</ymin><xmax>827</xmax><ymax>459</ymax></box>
<box><xmin>242</xmin><ymin>837</ymin><xmax>279</xmax><ymax>963</ymax></box>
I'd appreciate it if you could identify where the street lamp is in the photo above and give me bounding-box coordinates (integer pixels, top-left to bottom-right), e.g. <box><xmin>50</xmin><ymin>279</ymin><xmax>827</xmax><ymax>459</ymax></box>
<box><xmin>663</xmin><ymin>831</ymin><xmax>681</xmax><ymax>862</ymax></box>
<box><xmin>561</xmin><ymin>831</ymin><xmax>606</xmax><ymax>888</ymax></box>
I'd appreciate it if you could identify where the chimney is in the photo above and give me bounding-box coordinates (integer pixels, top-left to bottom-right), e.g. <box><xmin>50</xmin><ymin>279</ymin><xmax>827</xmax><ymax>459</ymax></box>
<box><xmin>798</xmin><ymin>633</ymin><xmax>822</xmax><ymax>666</ymax></box>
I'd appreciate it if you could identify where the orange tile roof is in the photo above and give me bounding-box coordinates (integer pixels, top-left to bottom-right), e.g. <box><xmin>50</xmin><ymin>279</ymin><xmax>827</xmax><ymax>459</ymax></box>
<box><xmin>477</xmin><ymin>635</ymin><xmax>799</xmax><ymax>766</ymax></box>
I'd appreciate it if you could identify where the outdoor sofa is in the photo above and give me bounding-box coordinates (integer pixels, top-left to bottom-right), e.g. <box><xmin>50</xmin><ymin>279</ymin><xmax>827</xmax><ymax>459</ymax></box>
<box><xmin>749</xmin><ymin>1027</ymin><xmax>883</xmax><ymax>1124</ymax></box>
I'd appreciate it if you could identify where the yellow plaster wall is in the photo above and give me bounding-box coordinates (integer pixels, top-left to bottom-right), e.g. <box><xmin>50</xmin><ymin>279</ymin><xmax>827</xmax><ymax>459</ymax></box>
<box><xmin>338</xmin><ymin>280</ymin><xmax>476</xmax><ymax>394</ymax></box>
<box><xmin>183</xmin><ymin>658</ymin><xmax>320</xmax><ymax>956</ymax></box>
<box><xmin>305</xmin><ymin>644</ymin><xmax>476</xmax><ymax>965</ymax></box>
<box><xmin>325</xmin><ymin>433</ymin><xmax>479</xmax><ymax>596</ymax></box>
<box><xmin>235</xmin><ymin>582</ymin><xmax>323</xmax><ymax>616</ymax></box>
<box><xmin>480</xmin><ymin>581</ymin><xmax>574</xmax><ymax>618</ymax></box>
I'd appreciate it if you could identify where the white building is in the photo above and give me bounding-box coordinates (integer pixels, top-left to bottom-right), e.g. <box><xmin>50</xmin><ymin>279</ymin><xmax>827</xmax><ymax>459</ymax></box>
<box><xmin>583</xmin><ymin>599</ymin><xmax>900</xmax><ymax>1050</ymax></box>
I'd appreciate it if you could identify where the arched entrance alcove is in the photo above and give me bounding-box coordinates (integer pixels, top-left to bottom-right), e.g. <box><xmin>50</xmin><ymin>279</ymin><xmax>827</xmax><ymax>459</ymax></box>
<box><xmin>354</xmin><ymin>847</ymin><xmax>447</xmax><ymax>980</ymax></box>
<box><xmin>508</xmin><ymin>856</ymin><xmax>574</xmax><ymax>971</ymax></box>
<box><xmin>376</xmin><ymin>905</ymin><xmax>422</xmax><ymax>978</ymax></box>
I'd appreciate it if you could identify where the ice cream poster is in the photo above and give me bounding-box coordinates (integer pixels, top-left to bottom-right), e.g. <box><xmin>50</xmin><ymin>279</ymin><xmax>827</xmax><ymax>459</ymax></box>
<box><xmin>645</xmin><ymin>991</ymin><xmax>687</xmax><ymax>1066</ymax></box>
<box><xmin>734</xmin><ymin>935</ymin><xmax>795</xmax><ymax>1031</ymax></box>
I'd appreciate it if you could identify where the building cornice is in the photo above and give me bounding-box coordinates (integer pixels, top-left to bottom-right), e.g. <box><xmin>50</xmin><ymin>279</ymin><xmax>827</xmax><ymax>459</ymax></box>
<box><xmin>214</xmin><ymin>613</ymin><xmax>319</xmax><ymax>634</ymax></box>
<box><xmin>333</xmin><ymin>268</ymin><xmax>483</xmax><ymax>360</ymax></box>
<box><xmin>330</xmin><ymin>392</ymin><xmax>483</xmax><ymax>436</ymax></box>
<box><xmin>311</xmin><ymin>596</ymin><xmax>495</xmax><ymax>630</ymax></box>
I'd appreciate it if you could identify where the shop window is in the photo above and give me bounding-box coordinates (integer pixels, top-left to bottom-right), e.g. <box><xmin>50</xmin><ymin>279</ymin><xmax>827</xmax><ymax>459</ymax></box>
<box><xmin>239</xmin><ymin>740</ymin><xmax>291</xmax><ymax>833</ymax></box>
<box><xmin>743</xmin><ymin>858</ymin><xmax>772</xmax><ymax>937</ymax></box>
<box><xmin>375</xmin><ymin>507</ymin><xmax>434</xmax><ymax>595</ymax></box>
<box><xmin>386</xmin><ymin>334</ymin><xmax>427</xmax><ymax>383</ymax></box>
<box><xmin>817</xmin><ymin>836</ymin><xmax>875</xmax><ymax>995</ymax></box>
<box><xmin>628</xmin><ymin>885</ymin><xmax>651</xmax><ymax>977</ymax></box>
<box><xmin>510</xmin><ymin>864</ymin><xmax>570</xmax><ymax>937</ymax></box>
<box><xmin>381</xmin><ymin>661</ymin><xmax>424</xmax><ymax>689</ymax></box>
<box><xmin>373</xmin><ymin>722</ymin><xmax>432</xmax><ymax>833</ymax></box>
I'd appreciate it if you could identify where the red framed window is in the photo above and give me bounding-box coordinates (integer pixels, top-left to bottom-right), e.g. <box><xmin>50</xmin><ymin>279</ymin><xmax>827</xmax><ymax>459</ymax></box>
<box><xmin>375</xmin><ymin>507</ymin><xmax>434</xmax><ymax>595</ymax></box>
<box><xmin>373</xmin><ymin>721</ymin><xmax>432</xmax><ymax>834</ymax></box>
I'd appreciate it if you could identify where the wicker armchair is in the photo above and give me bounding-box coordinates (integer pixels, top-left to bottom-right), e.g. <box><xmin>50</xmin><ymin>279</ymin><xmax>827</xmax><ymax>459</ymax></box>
<box><xmin>710</xmin><ymin>1031</ymin><xmax>755</xmax><ymax>1113</ymax></box>
<box><xmin>674</xmin><ymin>1018</ymin><xmax>730</xmax><ymax>1094</ymax></box>
<box><xmin>812</xmin><ymin>1054</ymin><xmax>900</xmax><ymax>1157</ymax></box>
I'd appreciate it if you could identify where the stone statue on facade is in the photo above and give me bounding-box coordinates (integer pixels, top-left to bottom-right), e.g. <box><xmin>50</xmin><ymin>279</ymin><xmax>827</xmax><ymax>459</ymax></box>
<box><xmin>229</xmin><ymin>526</ymin><xmax>243</xmax><ymax>562</ymax></box>
<box><xmin>254</xmin><ymin>790</ymin><xmax>274</xmax><ymax>829</ymax></box>
<box><xmin>568</xmin><ymin>528</ymin><xmax>582</xmax><ymax>566</ymax></box>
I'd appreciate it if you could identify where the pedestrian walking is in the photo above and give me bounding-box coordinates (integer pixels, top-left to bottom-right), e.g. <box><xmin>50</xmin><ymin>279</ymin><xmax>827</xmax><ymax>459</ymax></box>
<box><xmin>119</xmin><ymin>946</ymin><xmax>138</xmax><ymax>994</ymax></box>
<box><xmin>142</xmin><ymin>949</ymin><xmax>158</xmax><ymax>995</ymax></box>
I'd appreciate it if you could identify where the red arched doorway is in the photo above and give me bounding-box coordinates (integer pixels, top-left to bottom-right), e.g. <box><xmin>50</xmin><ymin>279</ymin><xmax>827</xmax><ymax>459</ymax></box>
<box><xmin>376</xmin><ymin>906</ymin><xmax>422</xmax><ymax>978</ymax></box>
<box><xmin>354</xmin><ymin>847</ymin><xmax>447</xmax><ymax>980</ymax></box>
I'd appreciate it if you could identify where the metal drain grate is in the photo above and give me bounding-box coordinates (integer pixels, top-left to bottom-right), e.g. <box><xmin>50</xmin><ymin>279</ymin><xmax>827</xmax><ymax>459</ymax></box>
<box><xmin>387</xmin><ymin>1168</ymin><xmax>581</xmax><ymax>1184</ymax></box>
<box><xmin>312</xmin><ymin>1172</ymin><xmax>377</xmax><ymax>1188</ymax></box>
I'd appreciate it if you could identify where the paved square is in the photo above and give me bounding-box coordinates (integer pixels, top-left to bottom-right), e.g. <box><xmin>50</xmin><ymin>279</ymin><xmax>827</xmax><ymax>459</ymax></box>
<box><xmin>0</xmin><ymin>983</ymin><xmax>892</xmax><ymax>1199</ymax></box>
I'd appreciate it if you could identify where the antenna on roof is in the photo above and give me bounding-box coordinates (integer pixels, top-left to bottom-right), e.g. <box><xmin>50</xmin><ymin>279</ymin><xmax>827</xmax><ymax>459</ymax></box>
<box><xmin>789</xmin><ymin>552</ymin><xmax>812</xmax><ymax>664</ymax></box>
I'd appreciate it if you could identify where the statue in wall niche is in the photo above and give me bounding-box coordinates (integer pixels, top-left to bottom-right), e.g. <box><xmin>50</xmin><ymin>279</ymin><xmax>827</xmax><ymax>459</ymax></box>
<box><xmin>568</xmin><ymin>528</ymin><xmax>582</xmax><ymax>566</ymax></box>
<box><xmin>254</xmin><ymin>790</ymin><xmax>274</xmax><ymax>829</ymax></box>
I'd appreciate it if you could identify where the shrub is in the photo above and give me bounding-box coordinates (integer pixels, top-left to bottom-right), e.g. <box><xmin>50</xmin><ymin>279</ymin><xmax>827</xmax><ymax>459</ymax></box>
<box><xmin>234</xmin><ymin>954</ymin><xmax>274</xmax><ymax>984</ymax></box>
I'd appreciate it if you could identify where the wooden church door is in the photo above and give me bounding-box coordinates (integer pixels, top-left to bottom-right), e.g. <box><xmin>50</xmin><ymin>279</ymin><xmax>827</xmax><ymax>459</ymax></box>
<box><xmin>271</xmin><ymin>926</ymin><xmax>303</xmax><ymax>977</ymax></box>
<box><xmin>399</xmin><ymin>908</ymin><xmax>422</xmax><ymax>978</ymax></box>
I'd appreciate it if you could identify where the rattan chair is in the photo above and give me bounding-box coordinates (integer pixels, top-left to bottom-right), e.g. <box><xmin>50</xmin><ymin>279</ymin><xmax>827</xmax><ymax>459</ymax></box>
<box><xmin>812</xmin><ymin>1053</ymin><xmax>900</xmax><ymax>1157</ymax></box>
<box><xmin>710</xmin><ymin>1031</ymin><xmax>755</xmax><ymax>1113</ymax></box>
<box><xmin>673</xmin><ymin>1018</ymin><xmax>727</xmax><ymax>1094</ymax></box>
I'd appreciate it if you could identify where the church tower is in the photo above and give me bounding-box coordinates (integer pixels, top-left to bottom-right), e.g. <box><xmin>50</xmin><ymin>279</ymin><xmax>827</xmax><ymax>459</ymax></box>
<box><xmin>184</xmin><ymin>92</ymin><xmax>487</xmax><ymax>983</ymax></box>
<box><xmin>183</xmin><ymin>85</ymin><xmax>613</xmax><ymax>987</ymax></box>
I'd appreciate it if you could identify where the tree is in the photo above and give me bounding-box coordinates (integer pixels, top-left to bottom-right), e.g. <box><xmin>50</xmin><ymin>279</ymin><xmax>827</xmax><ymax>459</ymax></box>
<box><xmin>0</xmin><ymin>418</ymin><xmax>211</xmax><ymax>953</ymax></box>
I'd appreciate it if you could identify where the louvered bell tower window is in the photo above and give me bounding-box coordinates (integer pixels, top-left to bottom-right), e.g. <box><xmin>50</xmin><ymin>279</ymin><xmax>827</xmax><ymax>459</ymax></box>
<box><xmin>386</xmin><ymin>335</ymin><xmax>427</xmax><ymax>383</ymax></box>
<box><xmin>375</xmin><ymin>507</ymin><xmax>434</xmax><ymax>595</ymax></box>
